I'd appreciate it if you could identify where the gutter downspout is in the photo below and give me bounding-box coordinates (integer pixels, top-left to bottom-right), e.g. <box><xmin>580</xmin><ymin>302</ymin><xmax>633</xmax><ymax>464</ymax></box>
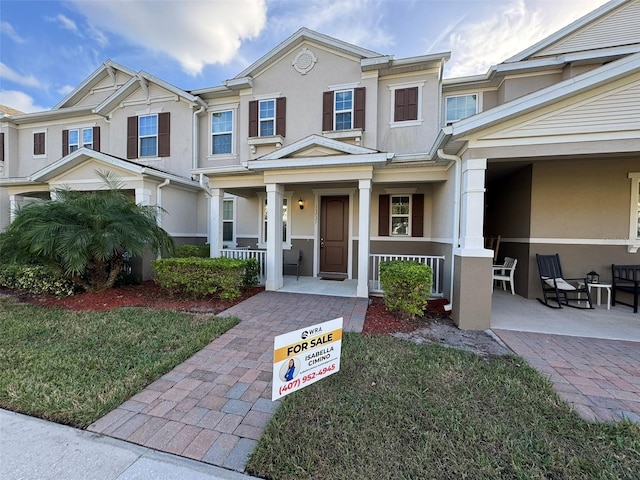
<box><xmin>156</xmin><ymin>179</ymin><xmax>170</xmax><ymax>228</ymax></box>
<box><xmin>437</xmin><ymin>148</ymin><xmax>461</xmax><ymax>313</ymax></box>
<box><xmin>192</xmin><ymin>104</ymin><xmax>205</xmax><ymax>171</ymax></box>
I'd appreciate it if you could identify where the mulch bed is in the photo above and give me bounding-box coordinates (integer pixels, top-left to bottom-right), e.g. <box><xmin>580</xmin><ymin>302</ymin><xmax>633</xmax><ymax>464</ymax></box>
<box><xmin>4</xmin><ymin>282</ymin><xmax>449</xmax><ymax>335</ymax></box>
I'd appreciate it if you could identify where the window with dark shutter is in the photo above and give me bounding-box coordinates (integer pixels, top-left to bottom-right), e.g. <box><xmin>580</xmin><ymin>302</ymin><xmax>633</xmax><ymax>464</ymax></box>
<box><xmin>0</xmin><ymin>132</ymin><xmax>4</xmax><ymax>162</ymax></box>
<box><xmin>127</xmin><ymin>116</ymin><xmax>138</xmax><ymax>159</ymax></box>
<box><xmin>248</xmin><ymin>100</ymin><xmax>258</xmax><ymax>137</ymax></box>
<box><xmin>158</xmin><ymin>112</ymin><xmax>170</xmax><ymax>157</ymax></box>
<box><xmin>62</xmin><ymin>130</ymin><xmax>69</xmax><ymax>155</ymax></box>
<box><xmin>394</xmin><ymin>87</ymin><xmax>418</xmax><ymax>122</ymax></box>
<box><xmin>93</xmin><ymin>126</ymin><xmax>100</xmax><ymax>152</ymax></box>
<box><xmin>378</xmin><ymin>194</ymin><xmax>390</xmax><ymax>236</ymax></box>
<box><xmin>276</xmin><ymin>97</ymin><xmax>286</xmax><ymax>137</ymax></box>
<box><xmin>33</xmin><ymin>132</ymin><xmax>45</xmax><ymax>155</ymax></box>
<box><xmin>412</xmin><ymin>193</ymin><xmax>424</xmax><ymax>237</ymax></box>
<box><xmin>322</xmin><ymin>91</ymin><xmax>334</xmax><ymax>131</ymax></box>
<box><xmin>354</xmin><ymin>87</ymin><xmax>365</xmax><ymax>130</ymax></box>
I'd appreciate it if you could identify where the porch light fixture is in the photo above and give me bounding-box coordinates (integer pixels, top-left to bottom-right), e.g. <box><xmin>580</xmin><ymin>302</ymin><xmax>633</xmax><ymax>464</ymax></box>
<box><xmin>298</xmin><ymin>198</ymin><xmax>304</xmax><ymax>210</ymax></box>
<box><xmin>586</xmin><ymin>270</ymin><xmax>600</xmax><ymax>284</ymax></box>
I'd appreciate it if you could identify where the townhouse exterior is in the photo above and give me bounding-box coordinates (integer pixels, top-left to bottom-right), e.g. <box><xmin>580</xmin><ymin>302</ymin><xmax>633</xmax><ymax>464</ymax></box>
<box><xmin>1</xmin><ymin>0</ymin><xmax>639</xmax><ymax>329</ymax></box>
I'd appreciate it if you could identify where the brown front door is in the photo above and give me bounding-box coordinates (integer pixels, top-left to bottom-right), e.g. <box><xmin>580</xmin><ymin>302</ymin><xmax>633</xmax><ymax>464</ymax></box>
<box><xmin>320</xmin><ymin>196</ymin><xmax>349</xmax><ymax>274</ymax></box>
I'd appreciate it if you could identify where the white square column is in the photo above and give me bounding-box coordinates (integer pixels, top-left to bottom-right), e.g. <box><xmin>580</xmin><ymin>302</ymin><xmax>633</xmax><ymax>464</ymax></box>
<box><xmin>209</xmin><ymin>188</ymin><xmax>224</xmax><ymax>258</ymax></box>
<box><xmin>266</xmin><ymin>183</ymin><xmax>284</xmax><ymax>291</ymax></box>
<box><xmin>459</xmin><ymin>158</ymin><xmax>488</xmax><ymax>251</ymax></box>
<box><xmin>357</xmin><ymin>179</ymin><xmax>371</xmax><ymax>298</ymax></box>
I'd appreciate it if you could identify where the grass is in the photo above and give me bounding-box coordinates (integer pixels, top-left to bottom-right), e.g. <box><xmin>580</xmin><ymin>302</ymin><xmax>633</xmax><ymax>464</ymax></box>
<box><xmin>247</xmin><ymin>333</ymin><xmax>640</xmax><ymax>480</ymax></box>
<box><xmin>0</xmin><ymin>296</ymin><xmax>239</xmax><ymax>428</ymax></box>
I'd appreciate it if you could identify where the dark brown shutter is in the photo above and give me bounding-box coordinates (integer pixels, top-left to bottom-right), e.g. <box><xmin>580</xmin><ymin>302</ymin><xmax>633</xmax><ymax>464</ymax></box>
<box><xmin>248</xmin><ymin>100</ymin><xmax>258</xmax><ymax>137</ymax></box>
<box><xmin>92</xmin><ymin>126</ymin><xmax>100</xmax><ymax>152</ymax></box>
<box><xmin>62</xmin><ymin>130</ymin><xmax>69</xmax><ymax>155</ymax></box>
<box><xmin>0</xmin><ymin>132</ymin><xmax>4</xmax><ymax>162</ymax></box>
<box><xmin>34</xmin><ymin>132</ymin><xmax>45</xmax><ymax>155</ymax></box>
<box><xmin>276</xmin><ymin>97</ymin><xmax>286</xmax><ymax>137</ymax></box>
<box><xmin>378</xmin><ymin>194</ymin><xmax>390</xmax><ymax>236</ymax></box>
<box><xmin>394</xmin><ymin>89</ymin><xmax>406</xmax><ymax>122</ymax></box>
<box><xmin>412</xmin><ymin>193</ymin><xmax>424</xmax><ymax>237</ymax></box>
<box><xmin>158</xmin><ymin>112</ymin><xmax>170</xmax><ymax>157</ymax></box>
<box><xmin>322</xmin><ymin>91</ymin><xmax>333</xmax><ymax>131</ymax></box>
<box><xmin>127</xmin><ymin>116</ymin><xmax>138</xmax><ymax>159</ymax></box>
<box><xmin>354</xmin><ymin>87</ymin><xmax>365</xmax><ymax>130</ymax></box>
<box><xmin>407</xmin><ymin>87</ymin><xmax>418</xmax><ymax>121</ymax></box>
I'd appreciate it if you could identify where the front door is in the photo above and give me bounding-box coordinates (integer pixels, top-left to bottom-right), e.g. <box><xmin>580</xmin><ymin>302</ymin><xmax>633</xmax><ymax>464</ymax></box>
<box><xmin>320</xmin><ymin>196</ymin><xmax>349</xmax><ymax>274</ymax></box>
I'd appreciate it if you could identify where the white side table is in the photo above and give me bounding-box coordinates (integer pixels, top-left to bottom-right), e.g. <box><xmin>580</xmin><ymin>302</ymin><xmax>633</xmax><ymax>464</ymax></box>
<box><xmin>586</xmin><ymin>283</ymin><xmax>612</xmax><ymax>310</ymax></box>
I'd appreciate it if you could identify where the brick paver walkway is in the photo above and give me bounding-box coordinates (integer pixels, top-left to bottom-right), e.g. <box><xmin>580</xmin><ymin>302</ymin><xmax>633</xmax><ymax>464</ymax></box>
<box><xmin>88</xmin><ymin>291</ymin><xmax>367</xmax><ymax>472</ymax></box>
<box><xmin>494</xmin><ymin>330</ymin><xmax>640</xmax><ymax>423</ymax></box>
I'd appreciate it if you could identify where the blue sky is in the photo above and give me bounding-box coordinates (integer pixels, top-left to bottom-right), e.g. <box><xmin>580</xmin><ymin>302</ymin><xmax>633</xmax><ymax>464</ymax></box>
<box><xmin>1</xmin><ymin>0</ymin><xmax>609</xmax><ymax>113</ymax></box>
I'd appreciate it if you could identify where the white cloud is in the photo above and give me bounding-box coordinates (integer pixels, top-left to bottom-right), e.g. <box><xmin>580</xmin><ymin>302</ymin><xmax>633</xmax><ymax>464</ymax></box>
<box><xmin>1</xmin><ymin>21</ymin><xmax>25</xmax><ymax>43</ymax></box>
<box><xmin>48</xmin><ymin>13</ymin><xmax>80</xmax><ymax>33</ymax></box>
<box><xmin>443</xmin><ymin>0</ymin><xmax>611</xmax><ymax>78</ymax></box>
<box><xmin>71</xmin><ymin>0</ymin><xmax>267</xmax><ymax>75</ymax></box>
<box><xmin>0</xmin><ymin>63</ymin><xmax>43</xmax><ymax>88</ymax></box>
<box><xmin>0</xmin><ymin>90</ymin><xmax>46</xmax><ymax>113</ymax></box>
<box><xmin>57</xmin><ymin>85</ymin><xmax>75</xmax><ymax>96</ymax></box>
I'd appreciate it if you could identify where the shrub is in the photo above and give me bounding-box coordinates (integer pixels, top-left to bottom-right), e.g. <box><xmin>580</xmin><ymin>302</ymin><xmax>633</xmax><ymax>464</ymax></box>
<box><xmin>152</xmin><ymin>257</ymin><xmax>258</xmax><ymax>299</ymax></box>
<box><xmin>0</xmin><ymin>263</ymin><xmax>77</xmax><ymax>297</ymax></box>
<box><xmin>173</xmin><ymin>244</ymin><xmax>210</xmax><ymax>258</ymax></box>
<box><xmin>379</xmin><ymin>260</ymin><xmax>433</xmax><ymax>320</ymax></box>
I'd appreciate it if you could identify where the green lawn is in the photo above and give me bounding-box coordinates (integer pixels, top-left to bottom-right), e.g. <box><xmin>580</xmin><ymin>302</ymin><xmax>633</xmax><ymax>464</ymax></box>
<box><xmin>0</xmin><ymin>296</ymin><xmax>238</xmax><ymax>428</ymax></box>
<box><xmin>247</xmin><ymin>333</ymin><xmax>640</xmax><ymax>480</ymax></box>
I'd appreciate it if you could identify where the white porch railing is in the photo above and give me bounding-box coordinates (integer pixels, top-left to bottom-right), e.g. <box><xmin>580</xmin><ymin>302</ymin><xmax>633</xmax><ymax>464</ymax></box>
<box><xmin>220</xmin><ymin>249</ymin><xmax>266</xmax><ymax>285</ymax></box>
<box><xmin>369</xmin><ymin>254</ymin><xmax>445</xmax><ymax>297</ymax></box>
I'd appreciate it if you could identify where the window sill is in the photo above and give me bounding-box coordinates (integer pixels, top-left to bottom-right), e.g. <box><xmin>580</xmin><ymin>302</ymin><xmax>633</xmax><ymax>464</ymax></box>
<box><xmin>207</xmin><ymin>154</ymin><xmax>237</xmax><ymax>161</ymax></box>
<box><xmin>248</xmin><ymin>135</ymin><xmax>284</xmax><ymax>154</ymax></box>
<box><xmin>322</xmin><ymin>128</ymin><xmax>363</xmax><ymax>145</ymax></box>
<box><xmin>32</xmin><ymin>154</ymin><xmax>47</xmax><ymax>159</ymax></box>
<box><xmin>390</xmin><ymin>119</ymin><xmax>423</xmax><ymax>128</ymax></box>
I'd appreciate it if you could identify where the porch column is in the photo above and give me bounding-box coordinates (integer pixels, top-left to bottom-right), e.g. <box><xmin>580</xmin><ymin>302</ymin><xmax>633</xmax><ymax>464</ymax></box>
<box><xmin>452</xmin><ymin>158</ymin><xmax>493</xmax><ymax>330</ymax></box>
<box><xmin>135</xmin><ymin>188</ymin><xmax>151</xmax><ymax>206</ymax></box>
<box><xmin>209</xmin><ymin>188</ymin><xmax>224</xmax><ymax>258</ymax></box>
<box><xmin>266</xmin><ymin>183</ymin><xmax>284</xmax><ymax>291</ymax></box>
<box><xmin>9</xmin><ymin>195</ymin><xmax>18</xmax><ymax>223</ymax></box>
<box><xmin>357</xmin><ymin>179</ymin><xmax>371</xmax><ymax>298</ymax></box>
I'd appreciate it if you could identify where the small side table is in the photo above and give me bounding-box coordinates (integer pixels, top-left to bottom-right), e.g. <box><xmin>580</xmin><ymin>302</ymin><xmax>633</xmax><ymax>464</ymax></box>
<box><xmin>585</xmin><ymin>283</ymin><xmax>612</xmax><ymax>310</ymax></box>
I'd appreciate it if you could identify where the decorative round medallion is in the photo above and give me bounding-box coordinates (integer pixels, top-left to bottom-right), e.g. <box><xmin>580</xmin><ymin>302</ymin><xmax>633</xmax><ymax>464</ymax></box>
<box><xmin>292</xmin><ymin>47</ymin><xmax>317</xmax><ymax>75</ymax></box>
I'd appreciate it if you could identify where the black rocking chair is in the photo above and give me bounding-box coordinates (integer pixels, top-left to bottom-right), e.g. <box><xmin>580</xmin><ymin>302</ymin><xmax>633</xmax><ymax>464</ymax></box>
<box><xmin>536</xmin><ymin>254</ymin><xmax>593</xmax><ymax>309</ymax></box>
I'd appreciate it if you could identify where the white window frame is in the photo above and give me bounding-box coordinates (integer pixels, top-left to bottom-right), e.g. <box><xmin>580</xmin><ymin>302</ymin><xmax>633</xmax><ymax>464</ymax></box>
<box><xmin>257</xmin><ymin>192</ymin><xmax>292</xmax><ymax>249</ymax></box>
<box><xmin>222</xmin><ymin>197</ymin><xmax>236</xmax><ymax>247</ymax></box>
<box><xmin>334</xmin><ymin>89</ymin><xmax>354</xmax><ymax>131</ymax></box>
<box><xmin>390</xmin><ymin>194</ymin><xmax>412</xmax><ymax>236</ymax></box>
<box><xmin>32</xmin><ymin>129</ymin><xmax>47</xmax><ymax>158</ymax></box>
<box><xmin>138</xmin><ymin>114</ymin><xmax>158</xmax><ymax>158</ymax></box>
<box><xmin>445</xmin><ymin>93</ymin><xmax>478</xmax><ymax>124</ymax></box>
<box><xmin>68</xmin><ymin>127</ymin><xmax>93</xmax><ymax>153</ymax></box>
<box><xmin>211</xmin><ymin>109</ymin><xmax>234</xmax><ymax>155</ymax></box>
<box><xmin>629</xmin><ymin>173</ymin><xmax>640</xmax><ymax>253</ymax></box>
<box><xmin>258</xmin><ymin>99</ymin><xmax>275</xmax><ymax>137</ymax></box>
<box><xmin>389</xmin><ymin>81</ymin><xmax>425</xmax><ymax>128</ymax></box>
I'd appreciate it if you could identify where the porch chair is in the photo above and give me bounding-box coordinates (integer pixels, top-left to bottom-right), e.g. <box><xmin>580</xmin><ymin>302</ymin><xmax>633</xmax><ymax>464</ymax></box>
<box><xmin>283</xmin><ymin>249</ymin><xmax>301</xmax><ymax>280</ymax></box>
<box><xmin>485</xmin><ymin>235</ymin><xmax>501</xmax><ymax>262</ymax></box>
<box><xmin>492</xmin><ymin>256</ymin><xmax>517</xmax><ymax>294</ymax></box>
<box><xmin>536</xmin><ymin>254</ymin><xmax>593</xmax><ymax>309</ymax></box>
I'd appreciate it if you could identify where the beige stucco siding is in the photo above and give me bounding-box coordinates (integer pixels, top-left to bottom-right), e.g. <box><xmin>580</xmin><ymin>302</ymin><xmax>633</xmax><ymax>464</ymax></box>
<box><xmin>497</xmin><ymin>72</ymin><xmax>563</xmax><ymax>104</ymax></box>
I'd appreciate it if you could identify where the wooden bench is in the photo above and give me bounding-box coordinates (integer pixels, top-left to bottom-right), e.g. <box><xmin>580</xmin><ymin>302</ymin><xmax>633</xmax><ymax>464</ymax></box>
<box><xmin>612</xmin><ymin>264</ymin><xmax>640</xmax><ymax>313</ymax></box>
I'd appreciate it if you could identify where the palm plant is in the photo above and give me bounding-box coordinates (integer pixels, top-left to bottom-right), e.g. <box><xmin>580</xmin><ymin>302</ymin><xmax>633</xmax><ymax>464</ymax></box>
<box><xmin>0</xmin><ymin>172</ymin><xmax>174</xmax><ymax>292</ymax></box>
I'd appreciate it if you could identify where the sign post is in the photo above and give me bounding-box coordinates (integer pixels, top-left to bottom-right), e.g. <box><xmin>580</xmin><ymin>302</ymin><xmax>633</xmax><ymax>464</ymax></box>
<box><xmin>272</xmin><ymin>317</ymin><xmax>343</xmax><ymax>401</ymax></box>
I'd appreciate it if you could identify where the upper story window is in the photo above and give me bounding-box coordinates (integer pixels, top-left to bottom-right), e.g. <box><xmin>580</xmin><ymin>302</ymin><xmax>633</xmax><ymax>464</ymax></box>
<box><xmin>378</xmin><ymin>193</ymin><xmax>424</xmax><ymax>238</ymax></box>
<box><xmin>127</xmin><ymin>112</ymin><xmax>170</xmax><ymax>159</ymax></box>
<box><xmin>33</xmin><ymin>131</ymin><xmax>46</xmax><ymax>156</ymax></box>
<box><xmin>445</xmin><ymin>94</ymin><xmax>478</xmax><ymax>124</ymax></box>
<box><xmin>248</xmin><ymin>97</ymin><xmax>286</xmax><ymax>138</ymax></box>
<box><xmin>212</xmin><ymin>110</ymin><xmax>233</xmax><ymax>155</ymax></box>
<box><xmin>322</xmin><ymin>87</ymin><xmax>365</xmax><ymax>132</ymax></box>
<box><xmin>63</xmin><ymin>127</ymin><xmax>100</xmax><ymax>155</ymax></box>
<box><xmin>389</xmin><ymin>82</ymin><xmax>425</xmax><ymax>127</ymax></box>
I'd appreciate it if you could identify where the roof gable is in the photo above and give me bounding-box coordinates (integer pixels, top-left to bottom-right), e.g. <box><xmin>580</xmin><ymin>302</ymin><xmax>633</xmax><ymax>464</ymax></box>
<box><xmin>506</xmin><ymin>0</ymin><xmax>637</xmax><ymax>62</ymax></box>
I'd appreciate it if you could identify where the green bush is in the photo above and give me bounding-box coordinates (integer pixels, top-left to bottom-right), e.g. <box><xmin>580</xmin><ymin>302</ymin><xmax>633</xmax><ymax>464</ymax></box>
<box><xmin>0</xmin><ymin>263</ymin><xmax>77</xmax><ymax>297</ymax></box>
<box><xmin>173</xmin><ymin>244</ymin><xmax>210</xmax><ymax>258</ymax></box>
<box><xmin>152</xmin><ymin>257</ymin><xmax>258</xmax><ymax>299</ymax></box>
<box><xmin>379</xmin><ymin>260</ymin><xmax>432</xmax><ymax>320</ymax></box>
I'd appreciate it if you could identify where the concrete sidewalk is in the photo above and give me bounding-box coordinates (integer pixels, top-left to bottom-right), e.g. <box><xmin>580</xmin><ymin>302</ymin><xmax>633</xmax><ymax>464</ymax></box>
<box><xmin>0</xmin><ymin>409</ymin><xmax>258</xmax><ymax>480</ymax></box>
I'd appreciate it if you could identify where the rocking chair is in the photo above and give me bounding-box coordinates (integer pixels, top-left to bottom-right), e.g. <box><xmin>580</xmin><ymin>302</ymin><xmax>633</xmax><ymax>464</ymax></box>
<box><xmin>536</xmin><ymin>254</ymin><xmax>593</xmax><ymax>309</ymax></box>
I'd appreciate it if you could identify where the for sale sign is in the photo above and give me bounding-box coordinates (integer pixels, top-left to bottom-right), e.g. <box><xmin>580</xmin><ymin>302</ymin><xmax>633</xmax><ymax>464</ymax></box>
<box><xmin>272</xmin><ymin>317</ymin><xmax>343</xmax><ymax>400</ymax></box>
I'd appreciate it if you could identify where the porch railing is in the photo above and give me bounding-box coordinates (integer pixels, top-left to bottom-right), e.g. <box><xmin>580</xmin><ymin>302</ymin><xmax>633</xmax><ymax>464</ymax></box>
<box><xmin>220</xmin><ymin>249</ymin><xmax>266</xmax><ymax>285</ymax></box>
<box><xmin>369</xmin><ymin>254</ymin><xmax>445</xmax><ymax>297</ymax></box>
